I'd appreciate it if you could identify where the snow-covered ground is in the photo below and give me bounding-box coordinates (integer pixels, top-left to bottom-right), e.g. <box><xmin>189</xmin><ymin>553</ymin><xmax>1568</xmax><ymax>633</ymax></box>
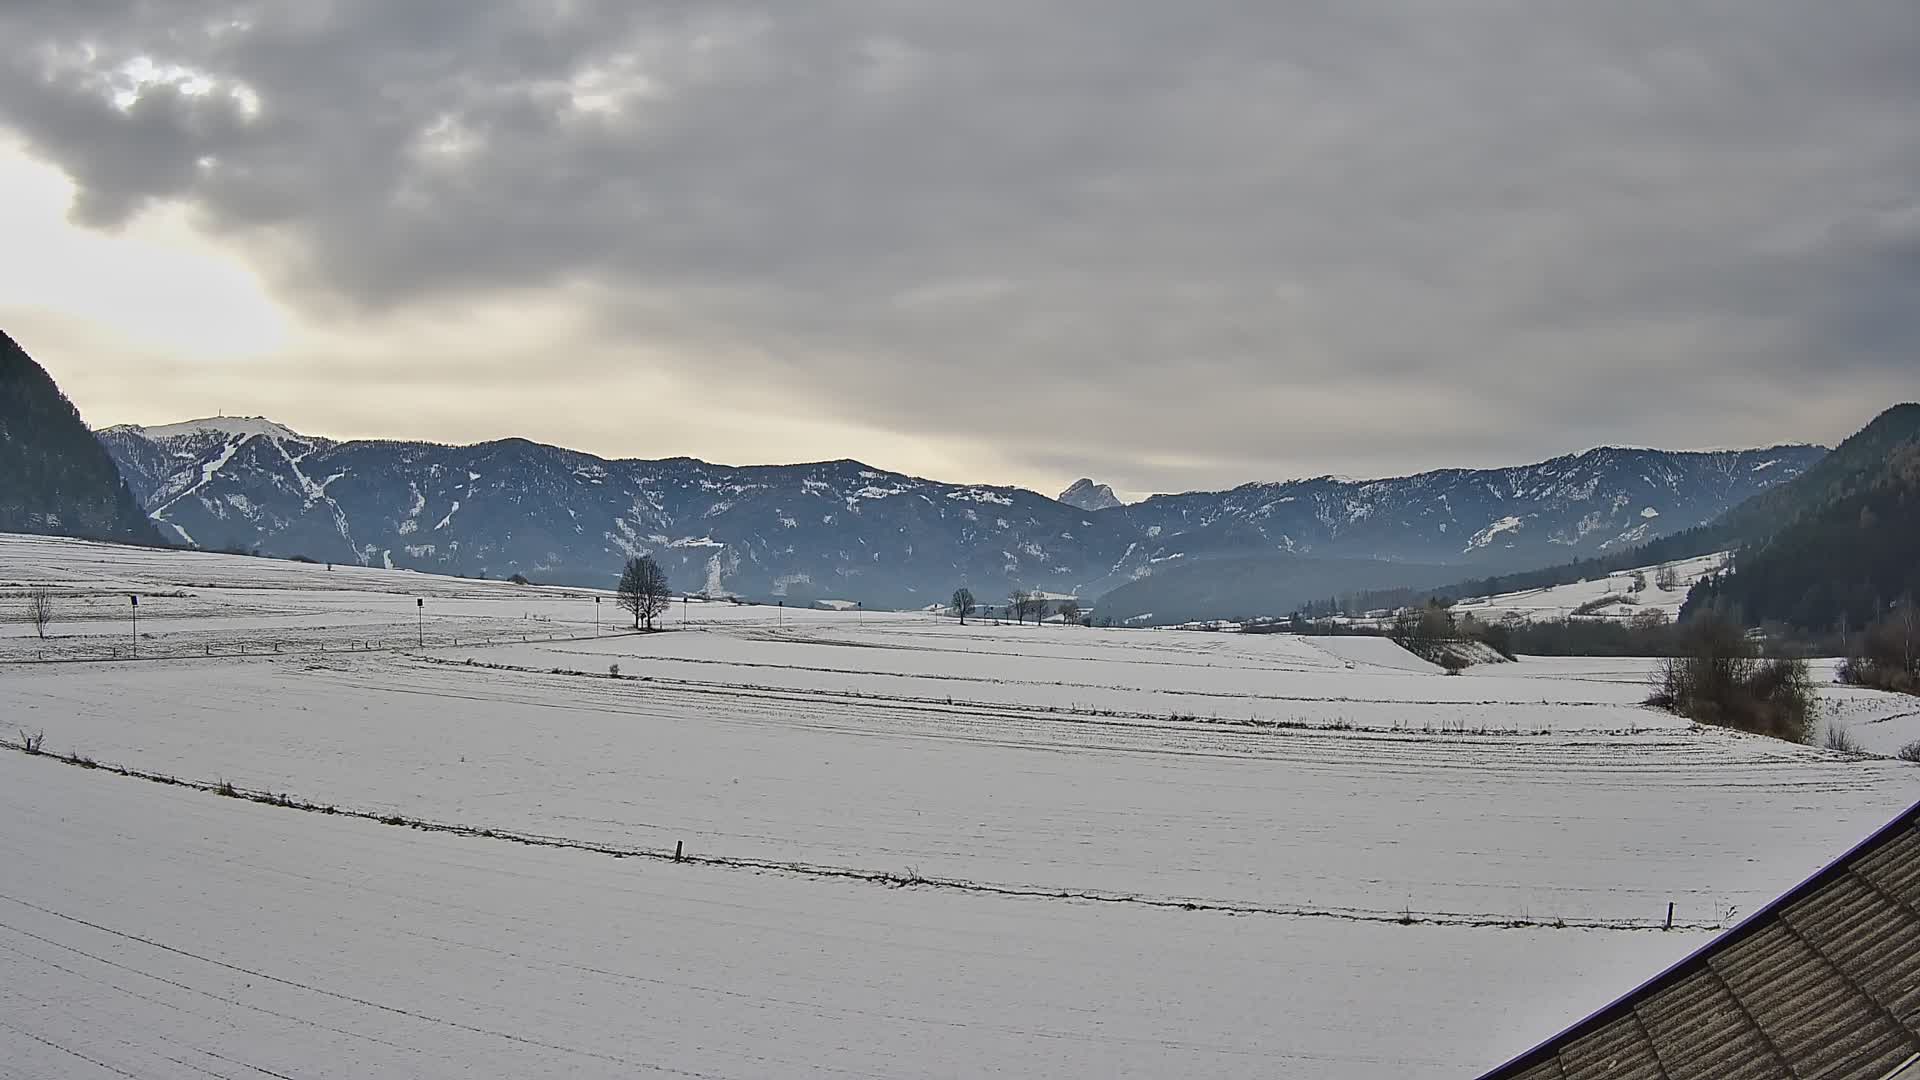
<box><xmin>2</xmin><ymin>533</ymin><xmax>1917</xmax><ymax>1078</ymax></box>
<box><xmin>1448</xmin><ymin>551</ymin><xmax>1731</xmax><ymax>623</ymax></box>
<box><xmin>0</xmin><ymin>752</ymin><xmax>1705</xmax><ymax>1079</ymax></box>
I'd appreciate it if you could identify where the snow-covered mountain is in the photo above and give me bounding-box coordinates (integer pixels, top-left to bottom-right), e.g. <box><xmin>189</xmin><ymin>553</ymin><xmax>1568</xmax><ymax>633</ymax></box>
<box><xmin>1105</xmin><ymin>446</ymin><xmax>1824</xmax><ymax>569</ymax></box>
<box><xmin>98</xmin><ymin>419</ymin><xmax>1142</xmax><ymax>606</ymax></box>
<box><xmin>97</xmin><ymin>418</ymin><xmax>1823</xmax><ymax>607</ymax></box>
<box><xmin>1058</xmin><ymin>478</ymin><xmax>1124</xmax><ymax>512</ymax></box>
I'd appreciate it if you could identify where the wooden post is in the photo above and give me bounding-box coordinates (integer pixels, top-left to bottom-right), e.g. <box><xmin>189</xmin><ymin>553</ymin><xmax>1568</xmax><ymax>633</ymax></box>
<box><xmin>674</xmin><ymin>841</ymin><xmax>684</xmax><ymax>863</ymax></box>
<box><xmin>1666</xmin><ymin>902</ymin><xmax>1674</xmax><ymax>931</ymax></box>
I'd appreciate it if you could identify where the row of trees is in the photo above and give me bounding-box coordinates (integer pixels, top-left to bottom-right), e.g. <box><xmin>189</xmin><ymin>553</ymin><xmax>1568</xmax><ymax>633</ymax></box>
<box><xmin>950</xmin><ymin>587</ymin><xmax>1083</xmax><ymax>626</ymax></box>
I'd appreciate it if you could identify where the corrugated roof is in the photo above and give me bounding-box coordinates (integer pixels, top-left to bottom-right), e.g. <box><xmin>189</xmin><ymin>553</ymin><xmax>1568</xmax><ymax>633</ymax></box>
<box><xmin>1480</xmin><ymin>799</ymin><xmax>1920</xmax><ymax>1080</ymax></box>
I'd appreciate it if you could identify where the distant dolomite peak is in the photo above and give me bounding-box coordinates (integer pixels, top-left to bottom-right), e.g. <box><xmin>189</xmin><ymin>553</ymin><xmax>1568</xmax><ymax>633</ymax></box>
<box><xmin>1058</xmin><ymin>478</ymin><xmax>1123</xmax><ymax>511</ymax></box>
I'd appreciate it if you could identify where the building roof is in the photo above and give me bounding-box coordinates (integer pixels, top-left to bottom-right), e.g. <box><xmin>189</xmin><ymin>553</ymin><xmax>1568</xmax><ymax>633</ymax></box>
<box><xmin>1480</xmin><ymin>799</ymin><xmax>1920</xmax><ymax>1080</ymax></box>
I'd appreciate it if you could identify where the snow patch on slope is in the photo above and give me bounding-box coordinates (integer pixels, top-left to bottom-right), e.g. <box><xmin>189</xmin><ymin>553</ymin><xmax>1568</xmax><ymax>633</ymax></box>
<box><xmin>1465</xmin><ymin>515</ymin><xmax>1525</xmax><ymax>551</ymax></box>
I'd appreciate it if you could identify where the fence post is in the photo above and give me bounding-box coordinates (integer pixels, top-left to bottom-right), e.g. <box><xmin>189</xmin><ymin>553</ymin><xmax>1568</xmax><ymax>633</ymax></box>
<box><xmin>1666</xmin><ymin>902</ymin><xmax>1674</xmax><ymax>931</ymax></box>
<box><xmin>675</xmin><ymin>841</ymin><xmax>684</xmax><ymax>863</ymax></box>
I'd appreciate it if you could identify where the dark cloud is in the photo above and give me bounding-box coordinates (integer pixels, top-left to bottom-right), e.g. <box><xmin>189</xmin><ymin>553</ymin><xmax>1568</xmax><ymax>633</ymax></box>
<box><xmin>3</xmin><ymin>0</ymin><xmax>1916</xmax><ymax>494</ymax></box>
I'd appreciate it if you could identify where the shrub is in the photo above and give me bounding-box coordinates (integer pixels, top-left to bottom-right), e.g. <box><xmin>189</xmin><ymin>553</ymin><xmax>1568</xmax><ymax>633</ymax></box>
<box><xmin>1468</xmin><ymin>617</ymin><xmax>1518</xmax><ymax>661</ymax></box>
<box><xmin>1898</xmin><ymin>740</ymin><xmax>1920</xmax><ymax>763</ymax></box>
<box><xmin>18</xmin><ymin>729</ymin><xmax>45</xmax><ymax>754</ymax></box>
<box><xmin>1823</xmin><ymin>725</ymin><xmax>1862</xmax><ymax>754</ymax></box>
<box><xmin>1573</xmin><ymin>595</ymin><xmax>1635</xmax><ymax>617</ymax></box>
<box><xmin>1649</xmin><ymin>614</ymin><xmax>1815</xmax><ymax>743</ymax></box>
<box><xmin>1838</xmin><ymin>601</ymin><xmax>1919</xmax><ymax>695</ymax></box>
<box><xmin>509</xmin><ymin>573</ymin><xmax>531</xmax><ymax>586</ymax></box>
<box><xmin>608</xmin><ymin>663</ymin><xmax>621</xmax><ymax>678</ymax></box>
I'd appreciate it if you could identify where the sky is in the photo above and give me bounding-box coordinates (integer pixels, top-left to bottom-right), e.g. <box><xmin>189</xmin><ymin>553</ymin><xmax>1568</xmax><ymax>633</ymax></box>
<box><xmin>1</xmin><ymin>2</ymin><xmax>1915</xmax><ymax>501</ymax></box>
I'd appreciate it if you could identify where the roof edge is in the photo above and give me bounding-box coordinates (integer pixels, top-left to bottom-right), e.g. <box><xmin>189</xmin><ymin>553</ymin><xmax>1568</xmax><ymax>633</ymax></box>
<box><xmin>1478</xmin><ymin>797</ymin><xmax>1920</xmax><ymax>1079</ymax></box>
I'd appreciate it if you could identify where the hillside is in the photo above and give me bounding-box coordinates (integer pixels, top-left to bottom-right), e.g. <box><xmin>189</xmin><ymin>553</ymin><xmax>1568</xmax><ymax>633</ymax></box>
<box><xmin>98</xmin><ymin>415</ymin><xmax>1820</xmax><ymax>607</ymax></box>
<box><xmin>1449</xmin><ymin>552</ymin><xmax>1730</xmax><ymax>625</ymax></box>
<box><xmin>1684</xmin><ymin>404</ymin><xmax>1920</xmax><ymax>630</ymax></box>
<box><xmin>0</xmin><ymin>331</ymin><xmax>161</xmax><ymax>545</ymax></box>
<box><xmin>1316</xmin><ymin>408</ymin><xmax>1920</xmax><ymax>622</ymax></box>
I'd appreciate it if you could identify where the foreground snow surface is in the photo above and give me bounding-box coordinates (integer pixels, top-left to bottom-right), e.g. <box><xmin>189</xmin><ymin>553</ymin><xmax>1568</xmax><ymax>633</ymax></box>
<box><xmin>0</xmin><ymin>753</ymin><xmax>1706</xmax><ymax>1079</ymax></box>
<box><xmin>3</xmin><ymin>534</ymin><xmax>1918</xmax><ymax>1077</ymax></box>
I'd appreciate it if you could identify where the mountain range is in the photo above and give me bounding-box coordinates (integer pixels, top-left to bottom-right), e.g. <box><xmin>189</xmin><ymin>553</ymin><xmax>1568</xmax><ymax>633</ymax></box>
<box><xmin>95</xmin><ymin>412</ymin><xmax>1822</xmax><ymax>612</ymax></box>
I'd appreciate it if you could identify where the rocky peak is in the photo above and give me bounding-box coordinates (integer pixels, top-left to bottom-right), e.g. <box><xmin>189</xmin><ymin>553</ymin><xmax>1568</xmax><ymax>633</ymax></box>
<box><xmin>1058</xmin><ymin>478</ymin><xmax>1123</xmax><ymax>512</ymax></box>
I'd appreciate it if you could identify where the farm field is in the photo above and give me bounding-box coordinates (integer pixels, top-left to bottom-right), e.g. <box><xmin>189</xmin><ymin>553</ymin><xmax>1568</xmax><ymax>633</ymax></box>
<box><xmin>0</xmin><ymin>750</ymin><xmax>1701</xmax><ymax>1079</ymax></box>
<box><xmin>3</xmin><ymin>533</ymin><xmax>1918</xmax><ymax>1078</ymax></box>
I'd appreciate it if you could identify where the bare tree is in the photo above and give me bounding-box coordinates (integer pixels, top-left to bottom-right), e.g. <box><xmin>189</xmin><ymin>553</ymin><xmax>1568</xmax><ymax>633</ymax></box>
<box><xmin>951</xmin><ymin>588</ymin><xmax>976</xmax><ymax>625</ymax></box>
<box><xmin>1654</xmin><ymin>565</ymin><xmax>1681</xmax><ymax>592</ymax></box>
<box><xmin>1007</xmin><ymin>589</ymin><xmax>1031</xmax><ymax>624</ymax></box>
<box><xmin>28</xmin><ymin>590</ymin><xmax>53</xmax><ymax>640</ymax></box>
<box><xmin>1899</xmin><ymin>595</ymin><xmax>1917</xmax><ymax>680</ymax></box>
<box><xmin>1057</xmin><ymin>599</ymin><xmax>1082</xmax><ymax>625</ymax></box>
<box><xmin>617</xmin><ymin>556</ymin><xmax>673</xmax><ymax>631</ymax></box>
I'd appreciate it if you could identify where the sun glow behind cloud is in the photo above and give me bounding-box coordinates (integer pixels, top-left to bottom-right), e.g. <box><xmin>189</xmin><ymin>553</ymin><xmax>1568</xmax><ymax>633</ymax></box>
<box><xmin>0</xmin><ymin>141</ymin><xmax>288</xmax><ymax>361</ymax></box>
<box><xmin>0</xmin><ymin>140</ymin><xmax>1036</xmax><ymax>490</ymax></box>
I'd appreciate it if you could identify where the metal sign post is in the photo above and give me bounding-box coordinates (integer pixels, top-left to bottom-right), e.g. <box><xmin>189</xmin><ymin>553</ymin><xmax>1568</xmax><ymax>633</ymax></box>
<box><xmin>130</xmin><ymin>594</ymin><xmax>139</xmax><ymax>657</ymax></box>
<box><xmin>416</xmin><ymin>597</ymin><xmax>424</xmax><ymax>647</ymax></box>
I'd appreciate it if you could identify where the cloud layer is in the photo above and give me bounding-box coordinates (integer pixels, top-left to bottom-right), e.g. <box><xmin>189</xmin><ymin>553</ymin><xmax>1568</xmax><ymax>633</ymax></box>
<box><xmin>3</xmin><ymin>1</ymin><xmax>1916</xmax><ymax>494</ymax></box>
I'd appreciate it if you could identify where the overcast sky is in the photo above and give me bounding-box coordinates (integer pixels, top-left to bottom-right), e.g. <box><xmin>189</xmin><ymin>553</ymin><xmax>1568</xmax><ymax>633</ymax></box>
<box><xmin>2</xmin><ymin>2</ymin><xmax>1915</xmax><ymax>499</ymax></box>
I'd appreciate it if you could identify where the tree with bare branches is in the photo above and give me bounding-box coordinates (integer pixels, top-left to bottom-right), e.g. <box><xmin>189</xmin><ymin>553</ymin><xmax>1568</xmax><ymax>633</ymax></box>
<box><xmin>617</xmin><ymin>556</ymin><xmax>672</xmax><ymax>631</ymax></box>
<box><xmin>1007</xmin><ymin>589</ymin><xmax>1031</xmax><ymax>624</ymax></box>
<box><xmin>951</xmin><ymin>588</ymin><xmax>976</xmax><ymax>624</ymax></box>
<box><xmin>28</xmin><ymin>590</ymin><xmax>52</xmax><ymax>640</ymax></box>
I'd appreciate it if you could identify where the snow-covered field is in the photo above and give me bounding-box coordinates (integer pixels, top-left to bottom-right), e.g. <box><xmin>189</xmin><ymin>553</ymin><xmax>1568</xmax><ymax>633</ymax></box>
<box><xmin>3</xmin><ymin>533</ymin><xmax>1917</xmax><ymax>1078</ymax></box>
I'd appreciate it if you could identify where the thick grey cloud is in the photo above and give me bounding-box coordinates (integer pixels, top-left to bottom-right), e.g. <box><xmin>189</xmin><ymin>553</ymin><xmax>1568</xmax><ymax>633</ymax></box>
<box><xmin>3</xmin><ymin>0</ymin><xmax>1916</xmax><ymax>494</ymax></box>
